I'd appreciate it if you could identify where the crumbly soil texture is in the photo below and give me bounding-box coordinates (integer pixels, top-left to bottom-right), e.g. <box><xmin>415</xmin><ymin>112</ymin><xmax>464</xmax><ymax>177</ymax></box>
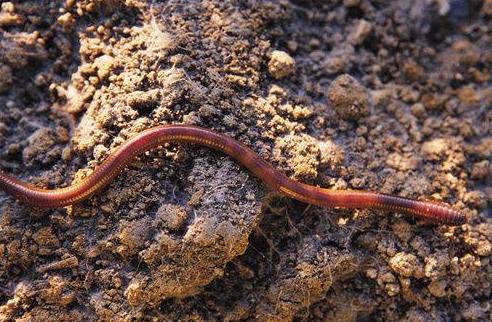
<box><xmin>0</xmin><ymin>0</ymin><xmax>491</xmax><ymax>321</ymax></box>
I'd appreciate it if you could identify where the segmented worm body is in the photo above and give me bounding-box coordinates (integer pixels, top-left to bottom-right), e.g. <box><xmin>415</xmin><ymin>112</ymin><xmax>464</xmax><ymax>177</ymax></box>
<box><xmin>0</xmin><ymin>125</ymin><xmax>465</xmax><ymax>225</ymax></box>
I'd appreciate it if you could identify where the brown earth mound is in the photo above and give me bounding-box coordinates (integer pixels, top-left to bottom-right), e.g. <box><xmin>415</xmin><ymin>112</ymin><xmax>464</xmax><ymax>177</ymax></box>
<box><xmin>0</xmin><ymin>0</ymin><xmax>491</xmax><ymax>321</ymax></box>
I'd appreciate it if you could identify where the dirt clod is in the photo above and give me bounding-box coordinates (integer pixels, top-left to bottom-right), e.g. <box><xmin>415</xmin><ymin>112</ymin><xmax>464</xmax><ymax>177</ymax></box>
<box><xmin>268</xmin><ymin>50</ymin><xmax>295</xmax><ymax>79</ymax></box>
<box><xmin>154</xmin><ymin>204</ymin><xmax>188</xmax><ymax>231</ymax></box>
<box><xmin>388</xmin><ymin>252</ymin><xmax>423</xmax><ymax>278</ymax></box>
<box><xmin>0</xmin><ymin>1</ymin><xmax>490</xmax><ymax>321</ymax></box>
<box><xmin>327</xmin><ymin>74</ymin><xmax>369</xmax><ymax>120</ymax></box>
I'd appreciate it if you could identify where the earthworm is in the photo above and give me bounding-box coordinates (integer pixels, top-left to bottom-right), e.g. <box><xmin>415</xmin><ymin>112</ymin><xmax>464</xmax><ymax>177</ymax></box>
<box><xmin>0</xmin><ymin>125</ymin><xmax>465</xmax><ymax>225</ymax></box>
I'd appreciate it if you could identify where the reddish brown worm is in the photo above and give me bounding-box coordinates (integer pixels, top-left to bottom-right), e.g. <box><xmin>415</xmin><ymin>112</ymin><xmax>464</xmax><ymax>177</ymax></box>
<box><xmin>0</xmin><ymin>125</ymin><xmax>464</xmax><ymax>225</ymax></box>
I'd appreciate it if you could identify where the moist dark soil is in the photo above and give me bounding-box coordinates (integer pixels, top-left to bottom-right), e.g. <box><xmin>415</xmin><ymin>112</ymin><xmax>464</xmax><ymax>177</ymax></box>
<box><xmin>0</xmin><ymin>0</ymin><xmax>491</xmax><ymax>321</ymax></box>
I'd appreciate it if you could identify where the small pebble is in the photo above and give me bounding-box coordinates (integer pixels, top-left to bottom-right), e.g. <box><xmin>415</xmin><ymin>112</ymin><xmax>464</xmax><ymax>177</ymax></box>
<box><xmin>348</xmin><ymin>19</ymin><xmax>372</xmax><ymax>45</ymax></box>
<box><xmin>0</xmin><ymin>65</ymin><xmax>12</xmax><ymax>93</ymax></box>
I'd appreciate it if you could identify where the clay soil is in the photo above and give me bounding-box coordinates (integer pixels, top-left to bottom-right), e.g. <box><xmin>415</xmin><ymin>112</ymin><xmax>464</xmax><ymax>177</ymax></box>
<box><xmin>0</xmin><ymin>0</ymin><xmax>491</xmax><ymax>321</ymax></box>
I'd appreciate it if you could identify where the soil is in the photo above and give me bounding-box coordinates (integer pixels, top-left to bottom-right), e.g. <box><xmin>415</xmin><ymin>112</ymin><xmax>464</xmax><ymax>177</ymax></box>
<box><xmin>0</xmin><ymin>0</ymin><xmax>491</xmax><ymax>321</ymax></box>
